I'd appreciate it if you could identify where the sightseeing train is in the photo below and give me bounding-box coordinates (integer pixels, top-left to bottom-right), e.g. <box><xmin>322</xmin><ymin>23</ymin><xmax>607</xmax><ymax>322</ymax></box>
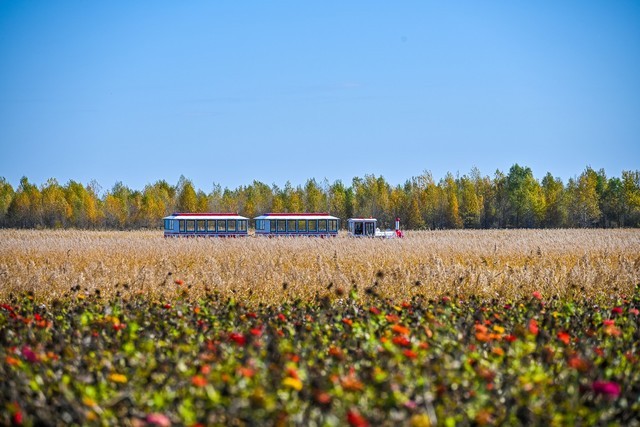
<box><xmin>162</xmin><ymin>212</ymin><xmax>403</xmax><ymax>238</ymax></box>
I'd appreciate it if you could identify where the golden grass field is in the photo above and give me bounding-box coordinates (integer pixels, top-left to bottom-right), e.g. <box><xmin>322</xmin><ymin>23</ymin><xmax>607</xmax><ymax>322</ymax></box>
<box><xmin>1</xmin><ymin>229</ymin><xmax>639</xmax><ymax>305</ymax></box>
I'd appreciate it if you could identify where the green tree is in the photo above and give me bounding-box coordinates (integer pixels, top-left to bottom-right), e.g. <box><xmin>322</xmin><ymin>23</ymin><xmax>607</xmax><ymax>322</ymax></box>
<box><xmin>622</xmin><ymin>170</ymin><xmax>640</xmax><ymax>226</ymax></box>
<box><xmin>0</xmin><ymin>178</ymin><xmax>15</xmax><ymax>227</ymax></box>
<box><xmin>441</xmin><ymin>173</ymin><xmax>462</xmax><ymax>229</ymax></box>
<box><xmin>304</xmin><ymin>178</ymin><xmax>325</xmax><ymax>213</ymax></box>
<box><xmin>567</xmin><ymin>168</ymin><xmax>601</xmax><ymax>227</ymax></box>
<box><xmin>541</xmin><ymin>173</ymin><xmax>566</xmax><ymax>227</ymax></box>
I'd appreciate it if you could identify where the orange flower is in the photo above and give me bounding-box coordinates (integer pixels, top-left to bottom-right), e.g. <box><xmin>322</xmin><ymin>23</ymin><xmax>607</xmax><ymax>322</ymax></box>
<box><xmin>341</xmin><ymin>369</ymin><xmax>365</xmax><ymax>391</ymax></box>
<box><xmin>174</xmin><ymin>279</ymin><xmax>184</xmax><ymax>286</ymax></box>
<box><xmin>491</xmin><ymin>347</ymin><xmax>504</xmax><ymax>356</ymax></box>
<box><xmin>238</xmin><ymin>367</ymin><xmax>256</xmax><ymax>378</ymax></box>
<box><xmin>5</xmin><ymin>356</ymin><xmax>20</xmax><ymax>366</ymax></box>
<box><xmin>191</xmin><ymin>375</ymin><xmax>207</xmax><ymax>387</ymax></box>
<box><xmin>391</xmin><ymin>324</ymin><xmax>410</xmax><ymax>336</ymax></box>
<box><xmin>342</xmin><ymin>318</ymin><xmax>353</xmax><ymax>326</ymax></box>
<box><xmin>329</xmin><ymin>346</ymin><xmax>344</xmax><ymax>359</ymax></box>
<box><xmin>568</xmin><ymin>355</ymin><xmax>590</xmax><ymax>372</ymax></box>
<box><xmin>385</xmin><ymin>314</ymin><xmax>400</xmax><ymax>323</ymax></box>
<box><xmin>528</xmin><ymin>319</ymin><xmax>539</xmax><ymax>335</ymax></box>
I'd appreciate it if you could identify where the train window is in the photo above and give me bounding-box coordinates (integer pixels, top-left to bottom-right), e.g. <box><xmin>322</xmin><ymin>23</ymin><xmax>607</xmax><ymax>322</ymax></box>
<box><xmin>298</xmin><ymin>220</ymin><xmax>307</xmax><ymax>232</ymax></box>
<box><xmin>164</xmin><ymin>219</ymin><xmax>173</xmax><ymax>230</ymax></box>
<box><xmin>308</xmin><ymin>220</ymin><xmax>317</xmax><ymax>232</ymax></box>
<box><xmin>277</xmin><ymin>220</ymin><xmax>286</xmax><ymax>232</ymax></box>
<box><xmin>207</xmin><ymin>220</ymin><xmax>217</xmax><ymax>232</ymax></box>
<box><xmin>228</xmin><ymin>220</ymin><xmax>237</xmax><ymax>232</ymax></box>
<box><xmin>197</xmin><ymin>220</ymin><xmax>206</xmax><ymax>232</ymax></box>
<box><xmin>186</xmin><ymin>220</ymin><xmax>196</xmax><ymax>232</ymax></box>
<box><xmin>217</xmin><ymin>220</ymin><xmax>226</xmax><ymax>232</ymax></box>
<box><xmin>287</xmin><ymin>220</ymin><xmax>296</xmax><ymax>232</ymax></box>
<box><xmin>329</xmin><ymin>219</ymin><xmax>338</xmax><ymax>232</ymax></box>
<box><xmin>238</xmin><ymin>220</ymin><xmax>247</xmax><ymax>231</ymax></box>
<box><xmin>365</xmin><ymin>222</ymin><xmax>375</xmax><ymax>236</ymax></box>
<box><xmin>270</xmin><ymin>220</ymin><xmax>276</xmax><ymax>232</ymax></box>
<box><xmin>256</xmin><ymin>220</ymin><xmax>264</xmax><ymax>230</ymax></box>
<box><xmin>354</xmin><ymin>222</ymin><xmax>363</xmax><ymax>235</ymax></box>
<box><xmin>179</xmin><ymin>220</ymin><xmax>185</xmax><ymax>232</ymax></box>
<box><xmin>318</xmin><ymin>219</ymin><xmax>327</xmax><ymax>232</ymax></box>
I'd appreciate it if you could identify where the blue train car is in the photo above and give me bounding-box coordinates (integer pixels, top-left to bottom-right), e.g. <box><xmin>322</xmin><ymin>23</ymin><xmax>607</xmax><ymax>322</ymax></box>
<box><xmin>254</xmin><ymin>213</ymin><xmax>339</xmax><ymax>237</ymax></box>
<box><xmin>163</xmin><ymin>213</ymin><xmax>249</xmax><ymax>237</ymax></box>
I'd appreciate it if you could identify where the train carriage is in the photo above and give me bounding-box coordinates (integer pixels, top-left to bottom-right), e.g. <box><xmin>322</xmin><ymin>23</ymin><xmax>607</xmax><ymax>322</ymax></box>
<box><xmin>254</xmin><ymin>213</ymin><xmax>339</xmax><ymax>237</ymax></box>
<box><xmin>347</xmin><ymin>217</ymin><xmax>403</xmax><ymax>238</ymax></box>
<box><xmin>163</xmin><ymin>213</ymin><xmax>249</xmax><ymax>237</ymax></box>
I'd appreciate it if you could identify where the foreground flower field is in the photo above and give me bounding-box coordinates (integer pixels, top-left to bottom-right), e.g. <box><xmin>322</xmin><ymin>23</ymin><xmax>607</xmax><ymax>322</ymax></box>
<box><xmin>2</xmin><ymin>286</ymin><xmax>639</xmax><ymax>426</ymax></box>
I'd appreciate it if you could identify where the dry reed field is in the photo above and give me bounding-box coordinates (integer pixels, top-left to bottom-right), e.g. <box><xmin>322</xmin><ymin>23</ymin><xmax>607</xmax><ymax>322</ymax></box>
<box><xmin>1</xmin><ymin>229</ymin><xmax>639</xmax><ymax>305</ymax></box>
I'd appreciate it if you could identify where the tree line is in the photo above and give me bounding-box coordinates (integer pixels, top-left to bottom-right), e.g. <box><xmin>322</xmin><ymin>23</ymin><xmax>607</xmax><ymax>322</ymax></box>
<box><xmin>1</xmin><ymin>165</ymin><xmax>639</xmax><ymax>230</ymax></box>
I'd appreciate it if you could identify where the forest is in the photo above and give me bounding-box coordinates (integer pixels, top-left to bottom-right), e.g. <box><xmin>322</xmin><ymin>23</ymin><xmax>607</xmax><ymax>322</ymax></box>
<box><xmin>1</xmin><ymin>164</ymin><xmax>639</xmax><ymax>230</ymax></box>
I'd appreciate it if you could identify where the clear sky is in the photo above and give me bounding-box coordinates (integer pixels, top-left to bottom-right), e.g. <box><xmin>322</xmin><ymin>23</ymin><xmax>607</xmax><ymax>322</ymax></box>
<box><xmin>1</xmin><ymin>1</ymin><xmax>639</xmax><ymax>194</ymax></box>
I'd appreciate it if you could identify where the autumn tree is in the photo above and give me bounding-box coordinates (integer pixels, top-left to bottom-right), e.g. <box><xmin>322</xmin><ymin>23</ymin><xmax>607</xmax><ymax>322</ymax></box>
<box><xmin>622</xmin><ymin>170</ymin><xmax>640</xmax><ymax>226</ymax></box>
<box><xmin>41</xmin><ymin>178</ymin><xmax>71</xmax><ymax>228</ymax></box>
<box><xmin>567</xmin><ymin>168</ymin><xmax>601</xmax><ymax>227</ymax></box>
<box><xmin>458</xmin><ymin>175</ymin><xmax>481</xmax><ymax>228</ymax></box>
<box><xmin>176</xmin><ymin>176</ymin><xmax>198</xmax><ymax>213</ymax></box>
<box><xmin>7</xmin><ymin>177</ymin><xmax>42</xmax><ymax>228</ymax></box>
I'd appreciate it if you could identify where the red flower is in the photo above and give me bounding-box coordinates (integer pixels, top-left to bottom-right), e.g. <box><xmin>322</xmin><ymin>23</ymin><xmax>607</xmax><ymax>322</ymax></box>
<box><xmin>504</xmin><ymin>334</ymin><xmax>517</xmax><ymax>343</ymax></box>
<box><xmin>229</xmin><ymin>332</ymin><xmax>246</xmax><ymax>346</ymax></box>
<box><xmin>250</xmin><ymin>327</ymin><xmax>263</xmax><ymax>336</ymax></box>
<box><xmin>592</xmin><ymin>380</ymin><xmax>621</xmax><ymax>398</ymax></box>
<box><xmin>174</xmin><ymin>279</ymin><xmax>184</xmax><ymax>286</ymax></box>
<box><xmin>528</xmin><ymin>319</ymin><xmax>539</xmax><ymax>336</ymax></box>
<box><xmin>13</xmin><ymin>410</ymin><xmax>23</xmax><ymax>425</ymax></box>
<box><xmin>630</xmin><ymin>308</ymin><xmax>639</xmax><ymax>316</ymax></box>
<box><xmin>532</xmin><ymin>291</ymin><xmax>542</xmax><ymax>300</ymax></box>
<box><xmin>347</xmin><ymin>409</ymin><xmax>369</xmax><ymax>427</ymax></box>
<box><xmin>403</xmin><ymin>349</ymin><xmax>418</xmax><ymax>359</ymax></box>
<box><xmin>557</xmin><ymin>331</ymin><xmax>571</xmax><ymax>345</ymax></box>
<box><xmin>602</xmin><ymin>319</ymin><xmax>615</xmax><ymax>326</ymax></box>
<box><xmin>369</xmin><ymin>307</ymin><xmax>381</xmax><ymax>315</ymax></box>
<box><xmin>246</xmin><ymin>312</ymin><xmax>258</xmax><ymax>319</ymax></box>
<box><xmin>392</xmin><ymin>335</ymin><xmax>411</xmax><ymax>347</ymax></box>
<box><xmin>342</xmin><ymin>318</ymin><xmax>353</xmax><ymax>326</ymax></box>
<box><xmin>612</xmin><ymin>307</ymin><xmax>623</xmax><ymax>315</ymax></box>
<box><xmin>277</xmin><ymin>313</ymin><xmax>286</xmax><ymax>322</ymax></box>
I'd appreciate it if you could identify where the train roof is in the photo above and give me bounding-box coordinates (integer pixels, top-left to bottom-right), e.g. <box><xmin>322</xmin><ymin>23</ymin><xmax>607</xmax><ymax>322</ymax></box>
<box><xmin>254</xmin><ymin>213</ymin><xmax>339</xmax><ymax>220</ymax></box>
<box><xmin>163</xmin><ymin>213</ymin><xmax>249</xmax><ymax>220</ymax></box>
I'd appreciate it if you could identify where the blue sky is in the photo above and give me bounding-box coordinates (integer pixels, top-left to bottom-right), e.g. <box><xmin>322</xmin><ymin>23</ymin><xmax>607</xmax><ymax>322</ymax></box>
<box><xmin>1</xmin><ymin>1</ymin><xmax>639</xmax><ymax>194</ymax></box>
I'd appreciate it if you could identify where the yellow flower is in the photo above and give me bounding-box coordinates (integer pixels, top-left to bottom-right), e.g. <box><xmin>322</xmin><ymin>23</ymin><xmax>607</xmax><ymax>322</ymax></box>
<box><xmin>282</xmin><ymin>377</ymin><xmax>303</xmax><ymax>391</ymax></box>
<box><xmin>108</xmin><ymin>373</ymin><xmax>128</xmax><ymax>384</ymax></box>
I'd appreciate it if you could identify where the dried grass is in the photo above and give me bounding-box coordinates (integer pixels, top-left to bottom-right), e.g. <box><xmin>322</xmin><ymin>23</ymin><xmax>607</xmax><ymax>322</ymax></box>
<box><xmin>1</xmin><ymin>229</ymin><xmax>639</xmax><ymax>305</ymax></box>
